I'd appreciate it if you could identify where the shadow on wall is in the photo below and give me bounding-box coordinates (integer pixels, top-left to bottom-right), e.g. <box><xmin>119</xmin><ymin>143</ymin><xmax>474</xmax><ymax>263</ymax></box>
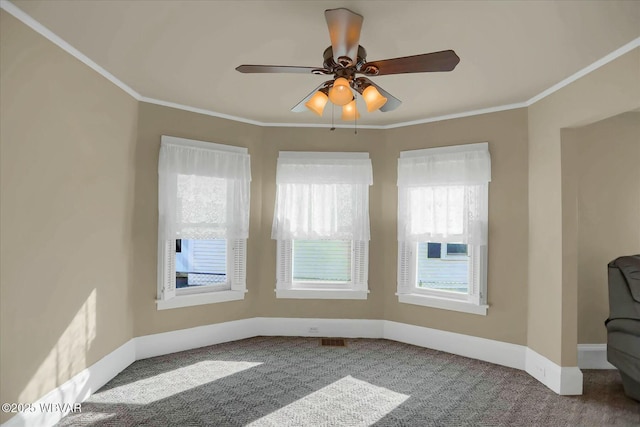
<box><xmin>18</xmin><ymin>289</ymin><xmax>97</xmax><ymax>404</ymax></box>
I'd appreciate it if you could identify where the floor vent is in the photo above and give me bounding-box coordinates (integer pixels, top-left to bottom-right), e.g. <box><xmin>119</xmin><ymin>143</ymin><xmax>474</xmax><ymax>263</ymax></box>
<box><xmin>321</xmin><ymin>338</ymin><xmax>346</xmax><ymax>347</ymax></box>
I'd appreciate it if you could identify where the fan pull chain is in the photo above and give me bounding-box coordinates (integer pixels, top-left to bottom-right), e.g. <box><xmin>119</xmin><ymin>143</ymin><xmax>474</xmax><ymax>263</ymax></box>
<box><xmin>330</xmin><ymin>103</ymin><xmax>335</xmax><ymax>131</ymax></box>
<box><xmin>354</xmin><ymin>93</ymin><xmax>358</xmax><ymax>135</ymax></box>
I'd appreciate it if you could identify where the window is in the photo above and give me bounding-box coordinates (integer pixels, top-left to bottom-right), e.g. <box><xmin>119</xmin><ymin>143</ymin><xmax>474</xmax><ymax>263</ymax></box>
<box><xmin>157</xmin><ymin>136</ymin><xmax>251</xmax><ymax>310</ymax></box>
<box><xmin>272</xmin><ymin>152</ymin><xmax>372</xmax><ymax>299</ymax></box>
<box><xmin>397</xmin><ymin>143</ymin><xmax>490</xmax><ymax>315</ymax></box>
<box><xmin>175</xmin><ymin>239</ymin><xmax>228</xmax><ymax>291</ymax></box>
<box><xmin>417</xmin><ymin>242</ymin><xmax>469</xmax><ymax>292</ymax></box>
<box><xmin>293</xmin><ymin>240</ymin><xmax>351</xmax><ymax>283</ymax></box>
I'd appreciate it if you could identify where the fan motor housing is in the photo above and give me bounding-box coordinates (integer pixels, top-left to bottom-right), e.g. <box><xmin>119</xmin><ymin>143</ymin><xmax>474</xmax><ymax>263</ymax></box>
<box><xmin>323</xmin><ymin>45</ymin><xmax>368</xmax><ymax>74</ymax></box>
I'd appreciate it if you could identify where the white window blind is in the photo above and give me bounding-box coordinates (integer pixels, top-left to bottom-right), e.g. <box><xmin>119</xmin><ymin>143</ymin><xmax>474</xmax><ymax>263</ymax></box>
<box><xmin>230</xmin><ymin>238</ymin><xmax>247</xmax><ymax>292</ymax></box>
<box><xmin>397</xmin><ymin>143</ymin><xmax>490</xmax><ymax>244</ymax></box>
<box><xmin>157</xmin><ymin>136</ymin><xmax>251</xmax><ymax>303</ymax></box>
<box><xmin>272</xmin><ymin>153</ymin><xmax>372</xmax><ymax>241</ymax></box>
<box><xmin>158</xmin><ymin>139</ymin><xmax>251</xmax><ymax>241</ymax></box>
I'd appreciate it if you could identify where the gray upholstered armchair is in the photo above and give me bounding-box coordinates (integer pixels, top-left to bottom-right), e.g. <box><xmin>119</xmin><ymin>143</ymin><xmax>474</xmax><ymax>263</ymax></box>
<box><xmin>605</xmin><ymin>255</ymin><xmax>640</xmax><ymax>401</ymax></box>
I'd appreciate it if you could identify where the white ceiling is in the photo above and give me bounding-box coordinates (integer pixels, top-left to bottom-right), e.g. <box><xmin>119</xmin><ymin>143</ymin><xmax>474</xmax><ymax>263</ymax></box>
<box><xmin>9</xmin><ymin>0</ymin><xmax>640</xmax><ymax>126</ymax></box>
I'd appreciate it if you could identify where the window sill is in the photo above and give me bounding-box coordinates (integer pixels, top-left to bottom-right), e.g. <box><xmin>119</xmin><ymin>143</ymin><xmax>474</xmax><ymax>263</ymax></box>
<box><xmin>397</xmin><ymin>293</ymin><xmax>488</xmax><ymax>315</ymax></box>
<box><xmin>157</xmin><ymin>290</ymin><xmax>247</xmax><ymax>310</ymax></box>
<box><xmin>276</xmin><ymin>289</ymin><xmax>369</xmax><ymax>300</ymax></box>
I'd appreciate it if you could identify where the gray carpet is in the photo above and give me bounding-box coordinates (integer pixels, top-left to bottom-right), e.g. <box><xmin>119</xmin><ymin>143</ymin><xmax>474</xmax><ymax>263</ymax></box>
<box><xmin>57</xmin><ymin>337</ymin><xmax>639</xmax><ymax>426</ymax></box>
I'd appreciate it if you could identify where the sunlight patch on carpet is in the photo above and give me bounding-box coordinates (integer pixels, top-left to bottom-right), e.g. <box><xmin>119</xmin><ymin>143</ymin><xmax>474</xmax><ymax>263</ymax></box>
<box><xmin>247</xmin><ymin>375</ymin><xmax>409</xmax><ymax>427</ymax></box>
<box><xmin>92</xmin><ymin>360</ymin><xmax>262</xmax><ymax>404</ymax></box>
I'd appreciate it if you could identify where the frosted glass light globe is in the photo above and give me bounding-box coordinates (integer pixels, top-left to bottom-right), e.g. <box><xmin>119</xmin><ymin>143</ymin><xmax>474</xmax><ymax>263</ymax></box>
<box><xmin>328</xmin><ymin>78</ymin><xmax>353</xmax><ymax>106</ymax></box>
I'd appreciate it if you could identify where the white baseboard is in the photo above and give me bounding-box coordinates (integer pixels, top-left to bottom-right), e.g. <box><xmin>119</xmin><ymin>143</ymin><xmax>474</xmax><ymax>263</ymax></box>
<box><xmin>525</xmin><ymin>348</ymin><xmax>583</xmax><ymax>395</ymax></box>
<box><xmin>255</xmin><ymin>317</ymin><xmax>384</xmax><ymax>338</ymax></box>
<box><xmin>578</xmin><ymin>344</ymin><xmax>616</xmax><ymax>369</ymax></box>
<box><xmin>4</xmin><ymin>318</ymin><xmax>592</xmax><ymax>427</ymax></box>
<box><xmin>2</xmin><ymin>339</ymin><xmax>136</xmax><ymax>427</ymax></box>
<box><xmin>383</xmin><ymin>321</ymin><xmax>526</xmax><ymax>370</ymax></box>
<box><xmin>135</xmin><ymin>318</ymin><xmax>256</xmax><ymax>360</ymax></box>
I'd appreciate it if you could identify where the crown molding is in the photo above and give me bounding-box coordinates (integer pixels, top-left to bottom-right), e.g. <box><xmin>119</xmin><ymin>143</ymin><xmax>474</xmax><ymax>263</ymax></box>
<box><xmin>525</xmin><ymin>37</ymin><xmax>640</xmax><ymax>106</ymax></box>
<box><xmin>140</xmin><ymin>96</ymin><xmax>384</xmax><ymax>129</ymax></box>
<box><xmin>384</xmin><ymin>102</ymin><xmax>528</xmax><ymax>129</ymax></box>
<box><xmin>2</xmin><ymin>0</ymin><xmax>638</xmax><ymax>130</ymax></box>
<box><xmin>138</xmin><ymin>96</ymin><xmax>264</xmax><ymax>126</ymax></box>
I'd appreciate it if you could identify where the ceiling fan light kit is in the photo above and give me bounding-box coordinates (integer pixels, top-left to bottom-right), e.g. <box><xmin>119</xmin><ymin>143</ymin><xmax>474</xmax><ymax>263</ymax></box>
<box><xmin>341</xmin><ymin>99</ymin><xmax>361</xmax><ymax>121</ymax></box>
<box><xmin>362</xmin><ymin>85</ymin><xmax>387</xmax><ymax>112</ymax></box>
<box><xmin>305</xmin><ymin>89</ymin><xmax>330</xmax><ymax>116</ymax></box>
<box><xmin>328</xmin><ymin>77</ymin><xmax>353</xmax><ymax>106</ymax></box>
<box><xmin>236</xmin><ymin>7</ymin><xmax>460</xmax><ymax>121</ymax></box>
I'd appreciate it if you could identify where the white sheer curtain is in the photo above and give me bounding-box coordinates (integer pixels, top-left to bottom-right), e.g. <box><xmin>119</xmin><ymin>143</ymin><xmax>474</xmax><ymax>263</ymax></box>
<box><xmin>158</xmin><ymin>141</ymin><xmax>251</xmax><ymax>240</ymax></box>
<box><xmin>271</xmin><ymin>154</ymin><xmax>373</xmax><ymax>241</ymax></box>
<box><xmin>397</xmin><ymin>143</ymin><xmax>490</xmax><ymax>244</ymax></box>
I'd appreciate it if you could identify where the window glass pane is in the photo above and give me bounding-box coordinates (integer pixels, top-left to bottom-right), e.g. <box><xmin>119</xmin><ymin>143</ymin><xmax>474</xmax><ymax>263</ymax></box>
<box><xmin>427</xmin><ymin>242</ymin><xmax>441</xmax><ymax>258</ymax></box>
<box><xmin>293</xmin><ymin>240</ymin><xmax>351</xmax><ymax>282</ymax></box>
<box><xmin>417</xmin><ymin>242</ymin><xmax>468</xmax><ymax>293</ymax></box>
<box><xmin>446</xmin><ymin>243</ymin><xmax>467</xmax><ymax>255</ymax></box>
<box><xmin>175</xmin><ymin>239</ymin><xmax>226</xmax><ymax>288</ymax></box>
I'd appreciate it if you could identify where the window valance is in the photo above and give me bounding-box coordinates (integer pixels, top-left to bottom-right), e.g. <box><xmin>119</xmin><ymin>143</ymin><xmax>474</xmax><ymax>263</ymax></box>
<box><xmin>272</xmin><ymin>152</ymin><xmax>372</xmax><ymax>241</ymax></box>
<box><xmin>397</xmin><ymin>143</ymin><xmax>491</xmax><ymax>186</ymax></box>
<box><xmin>397</xmin><ymin>143</ymin><xmax>490</xmax><ymax>244</ymax></box>
<box><xmin>276</xmin><ymin>156</ymin><xmax>373</xmax><ymax>185</ymax></box>
<box><xmin>158</xmin><ymin>139</ymin><xmax>251</xmax><ymax>241</ymax></box>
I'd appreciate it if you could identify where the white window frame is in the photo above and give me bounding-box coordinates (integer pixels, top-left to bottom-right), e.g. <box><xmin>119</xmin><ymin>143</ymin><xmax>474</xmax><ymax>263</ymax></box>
<box><xmin>399</xmin><ymin>241</ymin><xmax>488</xmax><ymax>314</ymax></box>
<box><xmin>274</xmin><ymin>151</ymin><xmax>371</xmax><ymax>300</ymax></box>
<box><xmin>397</xmin><ymin>144</ymin><xmax>489</xmax><ymax>315</ymax></box>
<box><xmin>157</xmin><ymin>136</ymin><xmax>248</xmax><ymax>310</ymax></box>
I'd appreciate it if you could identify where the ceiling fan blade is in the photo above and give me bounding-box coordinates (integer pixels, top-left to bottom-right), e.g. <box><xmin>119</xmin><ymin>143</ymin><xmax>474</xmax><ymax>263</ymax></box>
<box><xmin>325</xmin><ymin>8</ymin><xmax>363</xmax><ymax>64</ymax></box>
<box><xmin>291</xmin><ymin>81</ymin><xmax>333</xmax><ymax>112</ymax></box>
<box><xmin>236</xmin><ymin>65</ymin><xmax>320</xmax><ymax>74</ymax></box>
<box><xmin>356</xmin><ymin>77</ymin><xmax>402</xmax><ymax>112</ymax></box>
<box><xmin>363</xmin><ymin>50</ymin><xmax>460</xmax><ymax>76</ymax></box>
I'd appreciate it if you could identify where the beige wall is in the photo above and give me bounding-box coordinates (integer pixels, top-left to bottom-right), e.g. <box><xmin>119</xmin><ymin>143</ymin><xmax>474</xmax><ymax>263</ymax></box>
<box><xmin>528</xmin><ymin>48</ymin><xmax>640</xmax><ymax>365</ymax></box>
<box><xmin>566</xmin><ymin>113</ymin><xmax>640</xmax><ymax>344</ymax></box>
<box><xmin>0</xmin><ymin>11</ymin><xmax>137</xmax><ymax>423</ymax></box>
<box><xmin>133</xmin><ymin>103</ymin><xmax>264</xmax><ymax>336</ymax></box>
<box><xmin>381</xmin><ymin>109</ymin><xmax>530</xmax><ymax>345</ymax></box>
<box><xmin>135</xmin><ymin>105</ymin><xmax>529</xmax><ymax>345</ymax></box>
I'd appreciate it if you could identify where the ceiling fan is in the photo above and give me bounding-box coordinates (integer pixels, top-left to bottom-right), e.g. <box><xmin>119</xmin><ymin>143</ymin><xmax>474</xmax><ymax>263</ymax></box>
<box><xmin>236</xmin><ymin>8</ymin><xmax>460</xmax><ymax>120</ymax></box>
